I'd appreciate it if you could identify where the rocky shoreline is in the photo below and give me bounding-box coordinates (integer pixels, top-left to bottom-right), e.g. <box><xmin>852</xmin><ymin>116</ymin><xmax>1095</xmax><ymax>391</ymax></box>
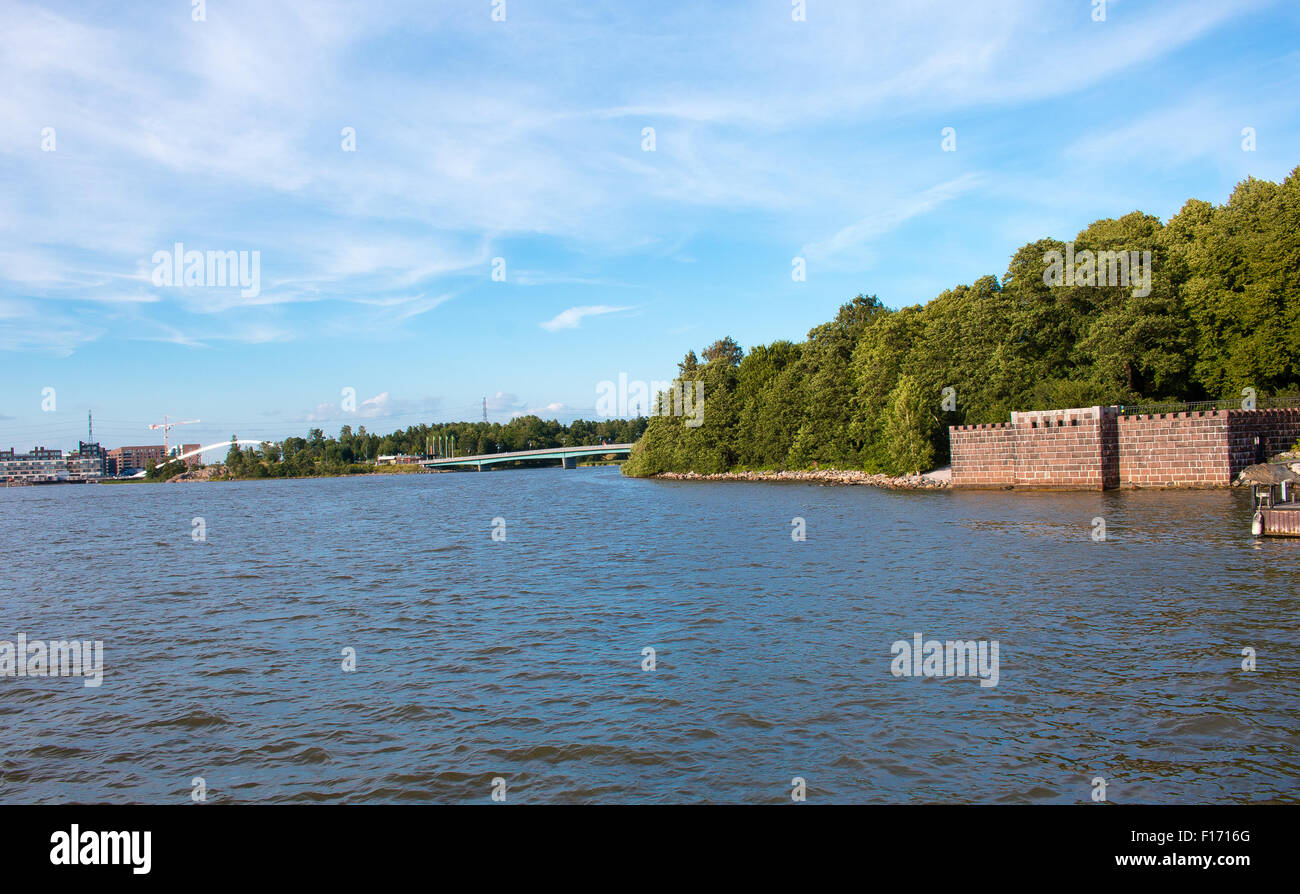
<box><xmin>165</xmin><ymin>466</ymin><xmax>224</xmax><ymax>482</ymax></box>
<box><xmin>650</xmin><ymin>467</ymin><xmax>951</xmax><ymax>489</ymax></box>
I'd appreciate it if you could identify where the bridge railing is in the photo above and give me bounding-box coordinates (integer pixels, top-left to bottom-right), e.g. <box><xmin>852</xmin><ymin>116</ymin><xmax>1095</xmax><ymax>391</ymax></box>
<box><xmin>1114</xmin><ymin>396</ymin><xmax>1300</xmax><ymax>416</ymax></box>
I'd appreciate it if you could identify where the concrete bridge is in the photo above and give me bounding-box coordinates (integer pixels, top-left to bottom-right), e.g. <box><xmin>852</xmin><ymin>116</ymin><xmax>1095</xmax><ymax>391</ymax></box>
<box><xmin>420</xmin><ymin>443</ymin><xmax>633</xmax><ymax>471</ymax></box>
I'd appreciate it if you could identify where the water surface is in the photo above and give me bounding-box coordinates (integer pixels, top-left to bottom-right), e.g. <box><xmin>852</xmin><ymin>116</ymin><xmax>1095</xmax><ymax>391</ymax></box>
<box><xmin>1</xmin><ymin>469</ymin><xmax>1296</xmax><ymax>803</ymax></box>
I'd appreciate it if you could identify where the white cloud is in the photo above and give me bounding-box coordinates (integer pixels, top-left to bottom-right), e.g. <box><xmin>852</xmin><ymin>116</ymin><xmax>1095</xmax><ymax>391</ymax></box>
<box><xmin>540</xmin><ymin>305</ymin><xmax>632</xmax><ymax>331</ymax></box>
<box><xmin>485</xmin><ymin>392</ymin><xmax>522</xmax><ymax>415</ymax></box>
<box><xmin>357</xmin><ymin>392</ymin><xmax>390</xmax><ymax>418</ymax></box>
<box><xmin>803</xmin><ymin>173</ymin><xmax>987</xmax><ymax>268</ymax></box>
<box><xmin>1062</xmin><ymin>92</ymin><xmax>1288</xmax><ymax>169</ymax></box>
<box><xmin>0</xmin><ymin>0</ymin><xmax>1282</xmax><ymax>353</ymax></box>
<box><xmin>301</xmin><ymin>391</ymin><xmax>444</xmax><ymax>424</ymax></box>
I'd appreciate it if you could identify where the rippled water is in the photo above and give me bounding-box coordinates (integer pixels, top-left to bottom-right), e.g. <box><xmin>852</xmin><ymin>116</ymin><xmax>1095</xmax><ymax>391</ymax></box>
<box><xmin>1</xmin><ymin>468</ymin><xmax>1297</xmax><ymax>803</ymax></box>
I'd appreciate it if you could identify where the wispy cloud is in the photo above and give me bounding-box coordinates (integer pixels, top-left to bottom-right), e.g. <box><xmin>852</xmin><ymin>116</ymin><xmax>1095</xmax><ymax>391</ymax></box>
<box><xmin>512</xmin><ymin>271</ymin><xmax>633</xmax><ymax>288</ymax></box>
<box><xmin>2</xmin><ymin>0</ymin><xmax>1260</xmax><ymax>350</ymax></box>
<box><xmin>539</xmin><ymin>305</ymin><xmax>632</xmax><ymax>332</ymax></box>
<box><xmin>803</xmin><ymin>173</ymin><xmax>987</xmax><ymax>268</ymax></box>
<box><xmin>302</xmin><ymin>391</ymin><xmax>444</xmax><ymax>424</ymax></box>
<box><xmin>1062</xmin><ymin>90</ymin><xmax>1293</xmax><ymax>168</ymax></box>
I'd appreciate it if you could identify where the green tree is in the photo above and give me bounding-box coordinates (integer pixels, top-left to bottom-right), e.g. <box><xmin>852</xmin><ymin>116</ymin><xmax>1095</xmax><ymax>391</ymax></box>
<box><xmin>225</xmin><ymin>435</ymin><xmax>243</xmax><ymax>476</ymax></box>
<box><xmin>882</xmin><ymin>376</ymin><xmax>937</xmax><ymax>475</ymax></box>
<box><xmin>701</xmin><ymin>337</ymin><xmax>744</xmax><ymax>367</ymax></box>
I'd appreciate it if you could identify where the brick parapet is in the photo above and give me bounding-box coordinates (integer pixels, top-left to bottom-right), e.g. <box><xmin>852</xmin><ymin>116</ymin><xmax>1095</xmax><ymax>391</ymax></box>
<box><xmin>950</xmin><ymin>406</ymin><xmax>1300</xmax><ymax>490</ymax></box>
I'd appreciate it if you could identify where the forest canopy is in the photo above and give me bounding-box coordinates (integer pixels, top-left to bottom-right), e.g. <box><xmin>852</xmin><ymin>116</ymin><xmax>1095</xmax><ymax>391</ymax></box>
<box><xmin>624</xmin><ymin>167</ymin><xmax>1300</xmax><ymax>477</ymax></box>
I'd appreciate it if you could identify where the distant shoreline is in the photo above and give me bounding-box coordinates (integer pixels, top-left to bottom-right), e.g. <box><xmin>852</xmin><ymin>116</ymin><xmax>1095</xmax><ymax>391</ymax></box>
<box><xmin>156</xmin><ymin>462</ymin><xmax>625</xmax><ymax>483</ymax></box>
<box><xmin>649</xmin><ymin>468</ymin><xmax>951</xmax><ymax>489</ymax></box>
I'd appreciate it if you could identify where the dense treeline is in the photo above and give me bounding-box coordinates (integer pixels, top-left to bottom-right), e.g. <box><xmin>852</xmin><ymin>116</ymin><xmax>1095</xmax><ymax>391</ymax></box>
<box><xmin>214</xmin><ymin>415</ymin><xmax>646</xmax><ymax>479</ymax></box>
<box><xmin>625</xmin><ymin>167</ymin><xmax>1300</xmax><ymax>477</ymax></box>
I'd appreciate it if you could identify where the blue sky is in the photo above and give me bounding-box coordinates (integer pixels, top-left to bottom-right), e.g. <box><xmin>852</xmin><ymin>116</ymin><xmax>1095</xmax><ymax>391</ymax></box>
<box><xmin>2</xmin><ymin>0</ymin><xmax>1298</xmax><ymax>452</ymax></box>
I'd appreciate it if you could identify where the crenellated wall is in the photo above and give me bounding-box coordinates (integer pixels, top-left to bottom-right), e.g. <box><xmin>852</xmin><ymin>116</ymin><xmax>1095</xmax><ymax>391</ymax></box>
<box><xmin>948</xmin><ymin>422</ymin><xmax>1015</xmax><ymax>486</ymax></box>
<box><xmin>1117</xmin><ymin>411</ymin><xmax>1232</xmax><ymax>487</ymax></box>
<box><xmin>950</xmin><ymin>406</ymin><xmax>1300</xmax><ymax>489</ymax></box>
<box><xmin>1009</xmin><ymin>406</ymin><xmax>1117</xmax><ymax>490</ymax></box>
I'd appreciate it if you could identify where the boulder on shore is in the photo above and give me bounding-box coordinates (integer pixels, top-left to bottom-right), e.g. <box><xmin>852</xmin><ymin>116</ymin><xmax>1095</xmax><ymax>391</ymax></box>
<box><xmin>651</xmin><ymin>467</ymin><xmax>951</xmax><ymax>489</ymax></box>
<box><xmin>166</xmin><ymin>466</ymin><xmax>223</xmax><ymax>483</ymax></box>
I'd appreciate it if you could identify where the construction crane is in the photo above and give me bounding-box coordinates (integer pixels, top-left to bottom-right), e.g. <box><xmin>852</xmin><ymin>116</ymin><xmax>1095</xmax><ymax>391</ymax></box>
<box><xmin>148</xmin><ymin>414</ymin><xmax>200</xmax><ymax>460</ymax></box>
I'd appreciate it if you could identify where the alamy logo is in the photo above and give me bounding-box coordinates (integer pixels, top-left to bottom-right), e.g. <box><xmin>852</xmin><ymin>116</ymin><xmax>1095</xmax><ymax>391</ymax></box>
<box><xmin>1043</xmin><ymin>242</ymin><xmax>1151</xmax><ymax>298</ymax></box>
<box><xmin>890</xmin><ymin>633</ymin><xmax>999</xmax><ymax>688</ymax></box>
<box><xmin>50</xmin><ymin>825</ymin><xmax>151</xmax><ymax>874</ymax></box>
<box><xmin>0</xmin><ymin>635</ymin><xmax>103</xmax><ymax>687</ymax></box>
<box><xmin>152</xmin><ymin>242</ymin><xmax>261</xmax><ymax>298</ymax></box>
<box><xmin>596</xmin><ymin>374</ymin><xmax>704</xmax><ymax>427</ymax></box>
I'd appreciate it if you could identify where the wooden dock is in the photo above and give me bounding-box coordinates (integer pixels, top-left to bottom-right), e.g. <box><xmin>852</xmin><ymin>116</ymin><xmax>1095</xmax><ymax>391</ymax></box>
<box><xmin>1260</xmin><ymin>505</ymin><xmax>1300</xmax><ymax>537</ymax></box>
<box><xmin>1243</xmin><ymin>462</ymin><xmax>1300</xmax><ymax>537</ymax></box>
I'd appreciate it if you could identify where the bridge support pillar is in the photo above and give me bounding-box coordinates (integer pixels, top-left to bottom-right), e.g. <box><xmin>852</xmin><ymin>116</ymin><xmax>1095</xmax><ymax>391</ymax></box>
<box><xmin>562</xmin><ymin>457</ymin><xmax>577</xmax><ymax>470</ymax></box>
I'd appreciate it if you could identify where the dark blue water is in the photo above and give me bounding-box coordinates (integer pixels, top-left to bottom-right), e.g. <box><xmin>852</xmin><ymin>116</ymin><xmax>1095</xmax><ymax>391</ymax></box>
<box><xmin>1</xmin><ymin>468</ymin><xmax>1296</xmax><ymax>803</ymax></box>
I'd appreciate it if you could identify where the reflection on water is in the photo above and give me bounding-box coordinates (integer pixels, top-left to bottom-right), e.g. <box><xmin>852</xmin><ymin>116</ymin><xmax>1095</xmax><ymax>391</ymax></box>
<box><xmin>1</xmin><ymin>469</ymin><xmax>1296</xmax><ymax>803</ymax></box>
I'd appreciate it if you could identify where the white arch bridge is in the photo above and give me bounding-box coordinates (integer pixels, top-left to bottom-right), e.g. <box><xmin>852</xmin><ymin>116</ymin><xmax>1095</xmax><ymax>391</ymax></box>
<box><xmin>420</xmin><ymin>443</ymin><xmax>633</xmax><ymax>471</ymax></box>
<box><xmin>136</xmin><ymin>441</ymin><xmax>634</xmax><ymax>475</ymax></box>
<box><xmin>129</xmin><ymin>440</ymin><xmax>271</xmax><ymax>476</ymax></box>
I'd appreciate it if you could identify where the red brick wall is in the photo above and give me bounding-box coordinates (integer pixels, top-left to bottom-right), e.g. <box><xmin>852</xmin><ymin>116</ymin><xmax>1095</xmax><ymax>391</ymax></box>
<box><xmin>949</xmin><ymin>423</ymin><xmax>1015</xmax><ymax>486</ymax></box>
<box><xmin>950</xmin><ymin>406</ymin><xmax>1300</xmax><ymax>490</ymax></box>
<box><xmin>1226</xmin><ymin>409</ymin><xmax>1300</xmax><ymax>476</ymax></box>
<box><xmin>951</xmin><ymin>407</ymin><xmax>1116</xmax><ymax>489</ymax></box>
<box><xmin>1117</xmin><ymin>411</ymin><xmax>1232</xmax><ymax>487</ymax></box>
<box><xmin>1010</xmin><ymin>407</ymin><xmax>1114</xmax><ymax>489</ymax></box>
